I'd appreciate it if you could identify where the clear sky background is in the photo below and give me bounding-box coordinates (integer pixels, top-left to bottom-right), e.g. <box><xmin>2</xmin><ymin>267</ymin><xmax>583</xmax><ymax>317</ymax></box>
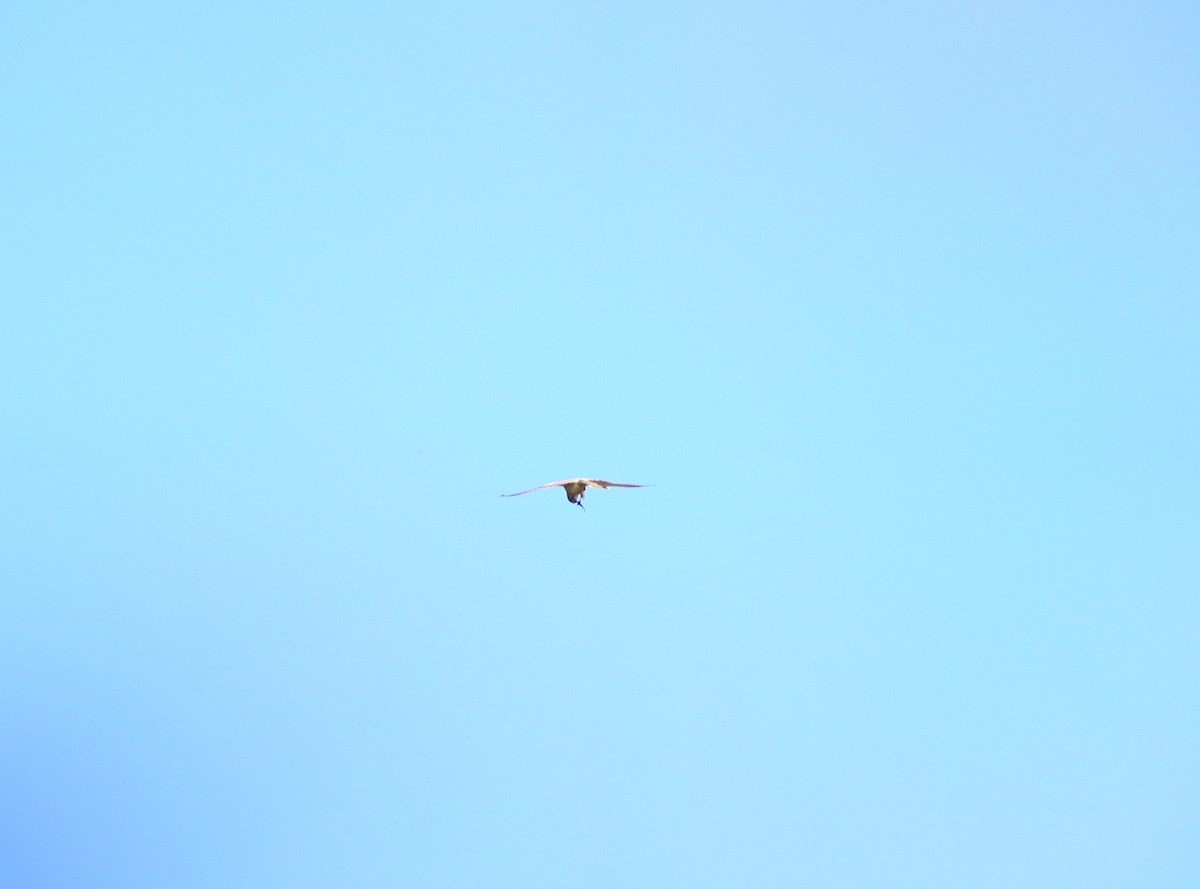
<box><xmin>2</xmin><ymin>2</ymin><xmax>1197</xmax><ymax>887</ymax></box>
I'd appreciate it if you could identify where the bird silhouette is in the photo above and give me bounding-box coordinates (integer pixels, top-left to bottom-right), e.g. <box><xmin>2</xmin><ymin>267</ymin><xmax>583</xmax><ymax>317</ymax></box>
<box><xmin>501</xmin><ymin>478</ymin><xmax>649</xmax><ymax>510</ymax></box>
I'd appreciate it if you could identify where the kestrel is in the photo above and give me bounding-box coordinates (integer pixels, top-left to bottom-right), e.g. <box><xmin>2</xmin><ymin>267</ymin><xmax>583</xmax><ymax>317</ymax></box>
<box><xmin>501</xmin><ymin>477</ymin><xmax>650</xmax><ymax>510</ymax></box>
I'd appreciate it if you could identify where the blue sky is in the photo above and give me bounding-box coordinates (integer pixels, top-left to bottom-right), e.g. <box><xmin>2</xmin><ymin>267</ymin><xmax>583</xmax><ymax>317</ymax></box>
<box><xmin>3</xmin><ymin>2</ymin><xmax>1198</xmax><ymax>886</ymax></box>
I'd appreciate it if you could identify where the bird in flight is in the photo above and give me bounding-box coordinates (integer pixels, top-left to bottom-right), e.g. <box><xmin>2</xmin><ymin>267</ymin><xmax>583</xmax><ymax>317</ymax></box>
<box><xmin>501</xmin><ymin>478</ymin><xmax>650</xmax><ymax>510</ymax></box>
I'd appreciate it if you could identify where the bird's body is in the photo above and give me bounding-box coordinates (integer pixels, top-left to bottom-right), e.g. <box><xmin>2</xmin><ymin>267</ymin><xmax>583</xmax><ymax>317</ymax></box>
<box><xmin>501</xmin><ymin>477</ymin><xmax>649</xmax><ymax>510</ymax></box>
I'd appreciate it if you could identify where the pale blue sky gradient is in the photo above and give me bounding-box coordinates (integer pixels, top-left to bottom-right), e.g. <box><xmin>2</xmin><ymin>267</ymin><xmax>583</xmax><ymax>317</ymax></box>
<box><xmin>3</xmin><ymin>2</ymin><xmax>1198</xmax><ymax>887</ymax></box>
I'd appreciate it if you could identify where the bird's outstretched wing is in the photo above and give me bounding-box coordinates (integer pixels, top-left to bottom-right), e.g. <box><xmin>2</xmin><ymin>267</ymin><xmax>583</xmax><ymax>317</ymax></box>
<box><xmin>584</xmin><ymin>479</ymin><xmax>649</xmax><ymax>489</ymax></box>
<box><xmin>500</xmin><ymin>479</ymin><xmax>575</xmax><ymax>497</ymax></box>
